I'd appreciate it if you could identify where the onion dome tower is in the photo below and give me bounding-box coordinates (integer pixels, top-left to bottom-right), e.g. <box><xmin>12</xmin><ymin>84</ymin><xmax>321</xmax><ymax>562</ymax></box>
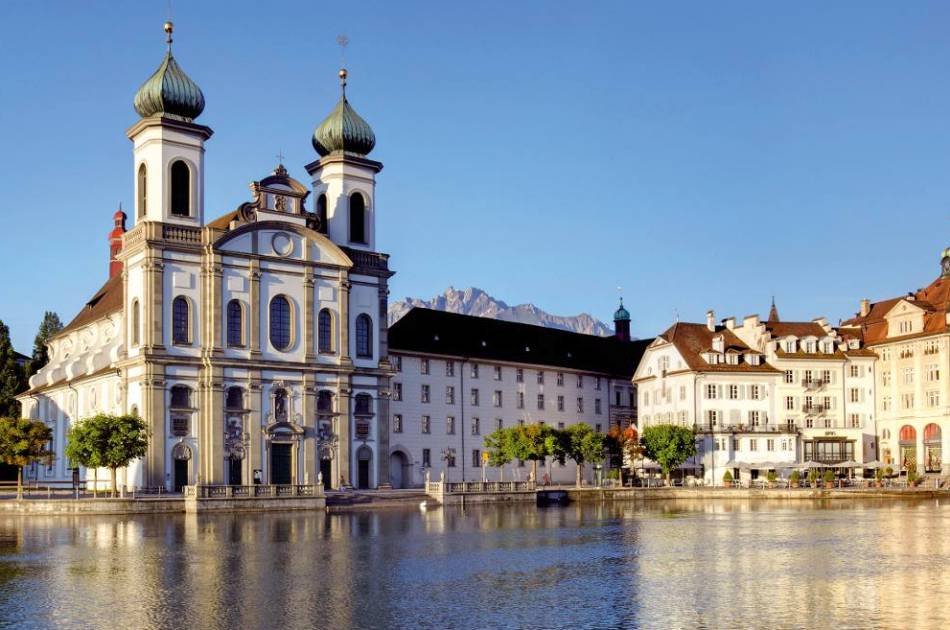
<box><xmin>127</xmin><ymin>22</ymin><xmax>213</xmax><ymax>227</ymax></box>
<box><xmin>614</xmin><ymin>298</ymin><xmax>631</xmax><ymax>342</ymax></box>
<box><xmin>306</xmin><ymin>68</ymin><xmax>382</xmax><ymax>251</ymax></box>
<box><xmin>312</xmin><ymin>69</ymin><xmax>376</xmax><ymax>157</ymax></box>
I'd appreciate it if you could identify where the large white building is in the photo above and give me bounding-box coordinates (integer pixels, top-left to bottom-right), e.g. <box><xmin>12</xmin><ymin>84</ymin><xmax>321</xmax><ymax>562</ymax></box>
<box><xmin>387</xmin><ymin>306</ymin><xmax>648</xmax><ymax>486</ymax></box>
<box><xmin>17</xmin><ymin>24</ymin><xmax>395</xmax><ymax>491</ymax></box>
<box><xmin>841</xmin><ymin>247</ymin><xmax>950</xmax><ymax>475</ymax></box>
<box><xmin>635</xmin><ymin>306</ymin><xmax>878</xmax><ymax>485</ymax></box>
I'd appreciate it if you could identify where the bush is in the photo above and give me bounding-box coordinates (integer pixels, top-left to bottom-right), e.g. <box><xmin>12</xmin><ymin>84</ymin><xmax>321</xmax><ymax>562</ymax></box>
<box><xmin>807</xmin><ymin>469</ymin><xmax>819</xmax><ymax>484</ymax></box>
<box><xmin>766</xmin><ymin>471</ymin><xmax>777</xmax><ymax>483</ymax></box>
<box><xmin>822</xmin><ymin>469</ymin><xmax>835</xmax><ymax>484</ymax></box>
<box><xmin>884</xmin><ymin>466</ymin><xmax>893</xmax><ymax>477</ymax></box>
<box><xmin>722</xmin><ymin>470</ymin><xmax>733</xmax><ymax>485</ymax></box>
<box><xmin>875</xmin><ymin>468</ymin><xmax>884</xmax><ymax>481</ymax></box>
<box><xmin>606</xmin><ymin>468</ymin><xmax>620</xmax><ymax>480</ymax></box>
<box><xmin>789</xmin><ymin>470</ymin><xmax>801</xmax><ymax>484</ymax></box>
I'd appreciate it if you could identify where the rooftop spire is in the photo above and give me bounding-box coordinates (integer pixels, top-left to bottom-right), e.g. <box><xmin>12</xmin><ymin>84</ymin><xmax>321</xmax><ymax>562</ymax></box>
<box><xmin>164</xmin><ymin>20</ymin><xmax>173</xmax><ymax>49</ymax></box>
<box><xmin>768</xmin><ymin>297</ymin><xmax>780</xmax><ymax>323</ymax></box>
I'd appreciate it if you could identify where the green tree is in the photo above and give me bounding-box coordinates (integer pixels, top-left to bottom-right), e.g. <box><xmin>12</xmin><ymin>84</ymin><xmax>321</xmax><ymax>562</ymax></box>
<box><xmin>0</xmin><ymin>321</ymin><xmax>26</xmax><ymax>418</ymax></box>
<box><xmin>66</xmin><ymin>414</ymin><xmax>149</xmax><ymax>496</ymax></box>
<box><xmin>29</xmin><ymin>312</ymin><xmax>62</xmax><ymax>376</ymax></box>
<box><xmin>562</xmin><ymin>423</ymin><xmax>606</xmax><ymax>487</ymax></box>
<box><xmin>0</xmin><ymin>417</ymin><xmax>53</xmax><ymax>500</ymax></box>
<box><xmin>510</xmin><ymin>423</ymin><xmax>554</xmax><ymax>482</ymax></box>
<box><xmin>484</xmin><ymin>427</ymin><xmax>514</xmax><ymax>481</ymax></box>
<box><xmin>640</xmin><ymin>424</ymin><xmax>697</xmax><ymax>485</ymax></box>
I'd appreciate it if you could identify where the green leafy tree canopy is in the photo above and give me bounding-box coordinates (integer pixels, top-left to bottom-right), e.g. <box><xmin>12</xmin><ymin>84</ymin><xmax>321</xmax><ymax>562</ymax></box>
<box><xmin>67</xmin><ymin>414</ymin><xmax>149</xmax><ymax>495</ymax></box>
<box><xmin>562</xmin><ymin>423</ymin><xmax>605</xmax><ymax>487</ymax></box>
<box><xmin>0</xmin><ymin>321</ymin><xmax>27</xmax><ymax>418</ymax></box>
<box><xmin>640</xmin><ymin>424</ymin><xmax>697</xmax><ymax>484</ymax></box>
<box><xmin>0</xmin><ymin>417</ymin><xmax>53</xmax><ymax>499</ymax></box>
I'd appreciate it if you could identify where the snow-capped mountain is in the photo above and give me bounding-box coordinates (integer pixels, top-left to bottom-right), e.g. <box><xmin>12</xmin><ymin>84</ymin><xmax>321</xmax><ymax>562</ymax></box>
<box><xmin>388</xmin><ymin>287</ymin><xmax>614</xmax><ymax>337</ymax></box>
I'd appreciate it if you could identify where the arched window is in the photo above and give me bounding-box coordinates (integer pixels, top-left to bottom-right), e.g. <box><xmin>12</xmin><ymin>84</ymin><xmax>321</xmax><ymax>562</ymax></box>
<box><xmin>924</xmin><ymin>423</ymin><xmax>941</xmax><ymax>443</ymax></box>
<box><xmin>170</xmin><ymin>385</ymin><xmax>192</xmax><ymax>409</ymax></box>
<box><xmin>170</xmin><ymin>160</ymin><xmax>190</xmax><ymax>217</ymax></box>
<box><xmin>172</xmin><ymin>296</ymin><xmax>190</xmax><ymax>344</ymax></box>
<box><xmin>355</xmin><ymin>313</ymin><xmax>372</xmax><ymax>358</ymax></box>
<box><xmin>318</xmin><ymin>308</ymin><xmax>333</xmax><ymax>353</ymax></box>
<box><xmin>131</xmin><ymin>299</ymin><xmax>140</xmax><ymax>346</ymax></box>
<box><xmin>317</xmin><ymin>390</ymin><xmax>333</xmax><ymax>413</ymax></box>
<box><xmin>349</xmin><ymin>193</ymin><xmax>366</xmax><ymax>244</ymax></box>
<box><xmin>899</xmin><ymin>425</ymin><xmax>916</xmax><ymax>442</ymax></box>
<box><xmin>270</xmin><ymin>296</ymin><xmax>292</xmax><ymax>351</ymax></box>
<box><xmin>137</xmin><ymin>164</ymin><xmax>147</xmax><ymax>218</ymax></box>
<box><xmin>316</xmin><ymin>194</ymin><xmax>328</xmax><ymax>234</ymax></box>
<box><xmin>227</xmin><ymin>299</ymin><xmax>243</xmax><ymax>347</ymax></box>
<box><xmin>226</xmin><ymin>386</ymin><xmax>245</xmax><ymax>411</ymax></box>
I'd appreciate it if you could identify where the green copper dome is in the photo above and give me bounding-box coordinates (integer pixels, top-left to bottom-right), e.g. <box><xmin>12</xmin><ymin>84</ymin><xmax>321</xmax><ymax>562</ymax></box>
<box><xmin>133</xmin><ymin>23</ymin><xmax>205</xmax><ymax>121</ymax></box>
<box><xmin>312</xmin><ymin>69</ymin><xmax>375</xmax><ymax>157</ymax></box>
<box><xmin>614</xmin><ymin>298</ymin><xmax>630</xmax><ymax>322</ymax></box>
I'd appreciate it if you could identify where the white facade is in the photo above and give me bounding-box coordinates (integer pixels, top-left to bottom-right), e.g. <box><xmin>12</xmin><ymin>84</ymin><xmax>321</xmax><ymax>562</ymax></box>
<box><xmin>388</xmin><ymin>351</ymin><xmax>635</xmax><ymax>487</ymax></box>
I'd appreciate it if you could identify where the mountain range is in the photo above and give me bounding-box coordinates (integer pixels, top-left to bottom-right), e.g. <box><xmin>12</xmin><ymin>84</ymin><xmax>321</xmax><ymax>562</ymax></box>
<box><xmin>388</xmin><ymin>287</ymin><xmax>614</xmax><ymax>337</ymax></box>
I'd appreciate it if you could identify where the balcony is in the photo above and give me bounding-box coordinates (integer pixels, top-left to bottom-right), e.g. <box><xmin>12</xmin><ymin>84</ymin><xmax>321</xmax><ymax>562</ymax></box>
<box><xmin>801</xmin><ymin>379</ymin><xmax>827</xmax><ymax>391</ymax></box>
<box><xmin>803</xmin><ymin>404</ymin><xmax>827</xmax><ymax>415</ymax></box>
<box><xmin>696</xmin><ymin>423</ymin><xmax>798</xmax><ymax>434</ymax></box>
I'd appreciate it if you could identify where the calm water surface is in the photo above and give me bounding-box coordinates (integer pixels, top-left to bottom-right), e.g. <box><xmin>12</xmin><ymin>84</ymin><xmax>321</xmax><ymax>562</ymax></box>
<box><xmin>0</xmin><ymin>499</ymin><xmax>947</xmax><ymax>629</ymax></box>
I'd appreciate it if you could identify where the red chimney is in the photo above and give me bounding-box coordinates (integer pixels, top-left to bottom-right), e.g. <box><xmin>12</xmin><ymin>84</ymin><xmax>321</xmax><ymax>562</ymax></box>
<box><xmin>109</xmin><ymin>206</ymin><xmax>127</xmax><ymax>278</ymax></box>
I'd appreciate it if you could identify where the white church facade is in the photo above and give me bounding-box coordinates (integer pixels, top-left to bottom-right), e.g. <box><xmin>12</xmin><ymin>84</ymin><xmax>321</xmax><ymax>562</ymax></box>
<box><xmin>17</xmin><ymin>23</ymin><xmax>395</xmax><ymax>491</ymax></box>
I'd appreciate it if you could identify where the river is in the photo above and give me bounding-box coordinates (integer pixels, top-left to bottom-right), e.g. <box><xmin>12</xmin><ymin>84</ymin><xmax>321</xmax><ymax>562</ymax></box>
<box><xmin>0</xmin><ymin>499</ymin><xmax>947</xmax><ymax>628</ymax></box>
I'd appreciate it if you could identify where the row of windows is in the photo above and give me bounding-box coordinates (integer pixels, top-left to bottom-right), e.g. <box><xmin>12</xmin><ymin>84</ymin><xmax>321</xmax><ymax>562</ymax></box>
<box><xmin>131</xmin><ymin>296</ymin><xmax>374</xmax><ymax>358</ymax></box>
<box><xmin>882</xmin><ymin>391</ymin><xmax>942</xmax><ymax>410</ymax></box>
<box><xmin>712</xmin><ymin>437</ymin><xmax>793</xmax><ymax>453</ymax></box>
<box><xmin>393</xmin><ymin>415</ymin><xmax>603</xmax><ymax>436</ymax></box>
<box><xmin>397</xmin><ymin>357</ymin><xmax>604</xmax><ymax>389</ymax></box>
<box><xmin>881</xmin><ymin>364</ymin><xmax>942</xmax><ymax>386</ymax></box>
<box><xmin>395</xmin><ymin>384</ymin><xmax>604</xmax><ymax>414</ymax></box>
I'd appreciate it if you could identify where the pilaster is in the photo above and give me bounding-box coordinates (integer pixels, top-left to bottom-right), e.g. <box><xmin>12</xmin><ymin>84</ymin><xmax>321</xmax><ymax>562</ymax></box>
<box><xmin>249</xmin><ymin>261</ymin><xmax>262</xmax><ymax>357</ymax></box>
<box><xmin>337</xmin><ymin>382</ymin><xmax>352</xmax><ymax>488</ymax></box>
<box><xmin>302</xmin><ymin>373</ymin><xmax>316</xmax><ymax>483</ymax></box>
<box><xmin>339</xmin><ymin>276</ymin><xmax>352</xmax><ymax>365</ymax></box>
<box><xmin>143</xmin><ymin>363</ymin><xmax>166</xmax><ymax>488</ymax></box>
<box><xmin>144</xmin><ymin>254</ymin><xmax>165</xmax><ymax>350</ymax></box>
<box><xmin>304</xmin><ymin>269</ymin><xmax>317</xmax><ymax>361</ymax></box>
<box><xmin>249</xmin><ymin>371</ymin><xmax>263</xmax><ymax>482</ymax></box>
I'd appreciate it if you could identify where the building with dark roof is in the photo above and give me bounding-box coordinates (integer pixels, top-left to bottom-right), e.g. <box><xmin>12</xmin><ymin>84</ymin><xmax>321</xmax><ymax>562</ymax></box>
<box><xmin>387</xmin><ymin>306</ymin><xmax>649</xmax><ymax>486</ymax></box>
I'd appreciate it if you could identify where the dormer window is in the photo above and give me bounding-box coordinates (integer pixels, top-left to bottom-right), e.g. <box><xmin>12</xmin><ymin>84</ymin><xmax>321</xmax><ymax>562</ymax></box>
<box><xmin>785</xmin><ymin>340</ymin><xmax>796</xmax><ymax>352</ymax></box>
<box><xmin>712</xmin><ymin>335</ymin><xmax>725</xmax><ymax>353</ymax></box>
<box><xmin>805</xmin><ymin>341</ymin><xmax>816</xmax><ymax>353</ymax></box>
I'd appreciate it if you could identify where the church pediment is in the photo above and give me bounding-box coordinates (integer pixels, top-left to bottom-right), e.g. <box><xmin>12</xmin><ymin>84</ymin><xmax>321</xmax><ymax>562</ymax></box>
<box><xmin>214</xmin><ymin>221</ymin><xmax>353</xmax><ymax>268</ymax></box>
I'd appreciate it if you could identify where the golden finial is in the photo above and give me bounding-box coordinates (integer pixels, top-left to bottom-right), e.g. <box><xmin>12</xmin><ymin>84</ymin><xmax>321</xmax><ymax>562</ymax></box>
<box><xmin>339</xmin><ymin>68</ymin><xmax>348</xmax><ymax>97</ymax></box>
<box><xmin>164</xmin><ymin>21</ymin><xmax>174</xmax><ymax>47</ymax></box>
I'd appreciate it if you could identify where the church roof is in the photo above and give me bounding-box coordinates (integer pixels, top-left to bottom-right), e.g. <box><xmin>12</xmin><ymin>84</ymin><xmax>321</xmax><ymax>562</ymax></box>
<box><xmin>389</xmin><ymin>308</ymin><xmax>650</xmax><ymax>378</ymax></box>
<box><xmin>56</xmin><ymin>274</ymin><xmax>124</xmax><ymax>338</ymax></box>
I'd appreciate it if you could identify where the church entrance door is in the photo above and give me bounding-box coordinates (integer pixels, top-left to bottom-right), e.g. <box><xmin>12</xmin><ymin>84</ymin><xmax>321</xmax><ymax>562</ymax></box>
<box><xmin>271</xmin><ymin>444</ymin><xmax>292</xmax><ymax>485</ymax></box>
<box><xmin>173</xmin><ymin>459</ymin><xmax>188</xmax><ymax>492</ymax></box>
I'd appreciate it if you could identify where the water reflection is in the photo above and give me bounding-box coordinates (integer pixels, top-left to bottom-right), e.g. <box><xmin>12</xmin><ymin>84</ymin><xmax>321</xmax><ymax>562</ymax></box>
<box><xmin>0</xmin><ymin>500</ymin><xmax>947</xmax><ymax>628</ymax></box>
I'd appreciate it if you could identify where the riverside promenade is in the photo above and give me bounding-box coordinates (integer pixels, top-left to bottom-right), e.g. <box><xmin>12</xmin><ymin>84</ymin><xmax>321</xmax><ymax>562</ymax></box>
<box><xmin>0</xmin><ymin>482</ymin><xmax>946</xmax><ymax>515</ymax></box>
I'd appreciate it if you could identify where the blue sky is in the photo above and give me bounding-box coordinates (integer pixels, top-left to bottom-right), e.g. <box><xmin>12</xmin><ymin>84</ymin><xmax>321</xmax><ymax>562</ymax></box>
<box><xmin>2</xmin><ymin>1</ymin><xmax>950</xmax><ymax>352</ymax></box>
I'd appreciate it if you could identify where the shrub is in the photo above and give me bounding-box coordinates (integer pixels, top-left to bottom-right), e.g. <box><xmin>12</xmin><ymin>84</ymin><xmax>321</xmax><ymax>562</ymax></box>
<box><xmin>807</xmin><ymin>469</ymin><xmax>820</xmax><ymax>484</ymax></box>
<box><xmin>884</xmin><ymin>466</ymin><xmax>893</xmax><ymax>477</ymax></box>
<box><xmin>789</xmin><ymin>470</ymin><xmax>801</xmax><ymax>484</ymax></box>
<box><xmin>822</xmin><ymin>469</ymin><xmax>835</xmax><ymax>484</ymax></box>
<box><xmin>722</xmin><ymin>470</ymin><xmax>733</xmax><ymax>485</ymax></box>
<box><xmin>766</xmin><ymin>471</ymin><xmax>777</xmax><ymax>483</ymax></box>
<box><xmin>875</xmin><ymin>468</ymin><xmax>884</xmax><ymax>481</ymax></box>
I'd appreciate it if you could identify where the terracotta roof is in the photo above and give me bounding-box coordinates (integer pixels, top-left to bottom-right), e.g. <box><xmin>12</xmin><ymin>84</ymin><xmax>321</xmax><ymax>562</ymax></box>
<box><xmin>764</xmin><ymin>321</ymin><xmax>828</xmax><ymax>338</ymax></box>
<box><xmin>207</xmin><ymin>209</ymin><xmax>241</xmax><ymax>230</ymax></box>
<box><xmin>657</xmin><ymin>322</ymin><xmax>779</xmax><ymax>373</ymax></box>
<box><xmin>56</xmin><ymin>274</ymin><xmax>124</xmax><ymax>337</ymax></box>
<box><xmin>389</xmin><ymin>308</ymin><xmax>650</xmax><ymax>378</ymax></box>
<box><xmin>841</xmin><ymin>275</ymin><xmax>950</xmax><ymax>345</ymax></box>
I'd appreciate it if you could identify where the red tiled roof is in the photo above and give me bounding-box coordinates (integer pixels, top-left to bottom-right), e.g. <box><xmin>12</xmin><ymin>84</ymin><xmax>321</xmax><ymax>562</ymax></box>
<box><xmin>764</xmin><ymin>321</ymin><xmax>828</xmax><ymax>338</ymax></box>
<box><xmin>657</xmin><ymin>322</ymin><xmax>779</xmax><ymax>373</ymax></box>
<box><xmin>841</xmin><ymin>275</ymin><xmax>950</xmax><ymax>345</ymax></box>
<box><xmin>56</xmin><ymin>275</ymin><xmax>123</xmax><ymax>337</ymax></box>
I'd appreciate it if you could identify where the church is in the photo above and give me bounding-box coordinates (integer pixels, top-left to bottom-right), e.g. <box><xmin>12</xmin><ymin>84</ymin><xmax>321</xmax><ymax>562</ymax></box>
<box><xmin>17</xmin><ymin>23</ymin><xmax>395</xmax><ymax>491</ymax></box>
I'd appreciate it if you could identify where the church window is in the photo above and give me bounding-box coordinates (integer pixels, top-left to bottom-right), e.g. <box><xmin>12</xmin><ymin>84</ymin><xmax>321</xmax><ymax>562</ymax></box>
<box><xmin>170</xmin><ymin>160</ymin><xmax>191</xmax><ymax>217</ymax></box>
<box><xmin>354</xmin><ymin>393</ymin><xmax>373</xmax><ymax>415</ymax></box>
<box><xmin>131</xmin><ymin>299</ymin><xmax>140</xmax><ymax>346</ymax></box>
<box><xmin>349</xmin><ymin>193</ymin><xmax>366</xmax><ymax>244</ymax></box>
<box><xmin>137</xmin><ymin>164</ymin><xmax>147</xmax><ymax>218</ymax></box>
<box><xmin>317</xmin><ymin>390</ymin><xmax>333</xmax><ymax>413</ymax></box>
<box><xmin>170</xmin><ymin>386</ymin><xmax>192</xmax><ymax>408</ymax></box>
<box><xmin>227</xmin><ymin>299</ymin><xmax>243</xmax><ymax>347</ymax></box>
<box><xmin>269</xmin><ymin>296</ymin><xmax>292</xmax><ymax>351</ymax></box>
<box><xmin>172</xmin><ymin>296</ymin><xmax>190</xmax><ymax>344</ymax></box>
<box><xmin>316</xmin><ymin>194</ymin><xmax>328</xmax><ymax>234</ymax></box>
<box><xmin>356</xmin><ymin>314</ymin><xmax>373</xmax><ymax>358</ymax></box>
<box><xmin>318</xmin><ymin>308</ymin><xmax>333</xmax><ymax>353</ymax></box>
<box><xmin>226</xmin><ymin>386</ymin><xmax>244</xmax><ymax>411</ymax></box>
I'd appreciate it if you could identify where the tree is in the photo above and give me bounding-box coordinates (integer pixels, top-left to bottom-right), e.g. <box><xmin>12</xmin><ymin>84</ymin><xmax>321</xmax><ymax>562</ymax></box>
<box><xmin>67</xmin><ymin>414</ymin><xmax>149</xmax><ymax>496</ymax></box>
<box><xmin>29</xmin><ymin>312</ymin><xmax>62</xmax><ymax>376</ymax></box>
<box><xmin>484</xmin><ymin>427</ymin><xmax>514</xmax><ymax>481</ymax></box>
<box><xmin>0</xmin><ymin>417</ymin><xmax>53</xmax><ymax>500</ymax></box>
<box><xmin>606</xmin><ymin>425</ymin><xmax>641</xmax><ymax>471</ymax></box>
<box><xmin>562</xmin><ymin>423</ymin><xmax>605</xmax><ymax>487</ymax></box>
<box><xmin>640</xmin><ymin>424</ymin><xmax>697</xmax><ymax>485</ymax></box>
<box><xmin>510</xmin><ymin>423</ymin><xmax>554</xmax><ymax>482</ymax></box>
<box><xmin>0</xmin><ymin>321</ymin><xmax>26</xmax><ymax>418</ymax></box>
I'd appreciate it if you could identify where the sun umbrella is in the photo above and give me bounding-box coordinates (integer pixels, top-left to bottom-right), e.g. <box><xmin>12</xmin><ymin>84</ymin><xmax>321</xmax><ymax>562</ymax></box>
<box><xmin>802</xmin><ymin>461</ymin><xmax>825</xmax><ymax>468</ymax></box>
